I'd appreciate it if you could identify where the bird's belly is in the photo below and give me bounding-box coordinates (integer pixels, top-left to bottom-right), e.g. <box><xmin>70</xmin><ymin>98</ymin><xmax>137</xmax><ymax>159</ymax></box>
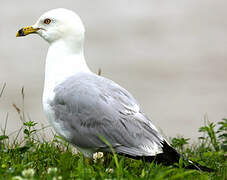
<box><xmin>43</xmin><ymin>101</ymin><xmax>73</xmax><ymax>141</ymax></box>
<box><xmin>43</xmin><ymin>101</ymin><xmax>96</xmax><ymax>158</ymax></box>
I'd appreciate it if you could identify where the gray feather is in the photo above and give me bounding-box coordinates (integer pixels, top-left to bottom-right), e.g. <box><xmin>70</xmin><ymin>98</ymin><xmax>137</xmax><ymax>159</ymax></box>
<box><xmin>51</xmin><ymin>72</ymin><xmax>164</xmax><ymax>157</ymax></box>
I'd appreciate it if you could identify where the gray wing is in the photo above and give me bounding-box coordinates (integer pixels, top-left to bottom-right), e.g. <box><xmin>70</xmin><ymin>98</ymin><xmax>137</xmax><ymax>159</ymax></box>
<box><xmin>51</xmin><ymin>72</ymin><xmax>165</xmax><ymax>157</ymax></box>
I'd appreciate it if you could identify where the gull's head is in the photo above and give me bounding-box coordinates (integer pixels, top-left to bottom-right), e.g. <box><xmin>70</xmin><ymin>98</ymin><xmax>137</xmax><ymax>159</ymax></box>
<box><xmin>16</xmin><ymin>8</ymin><xmax>85</xmax><ymax>44</ymax></box>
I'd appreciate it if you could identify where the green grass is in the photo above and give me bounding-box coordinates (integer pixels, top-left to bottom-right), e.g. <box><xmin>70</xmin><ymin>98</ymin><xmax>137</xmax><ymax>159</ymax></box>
<box><xmin>0</xmin><ymin>86</ymin><xmax>226</xmax><ymax>179</ymax></box>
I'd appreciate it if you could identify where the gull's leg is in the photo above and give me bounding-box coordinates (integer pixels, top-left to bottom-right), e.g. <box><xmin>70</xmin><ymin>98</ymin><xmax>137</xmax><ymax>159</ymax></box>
<box><xmin>85</xmin><ymin>157</ymin><xmax>92</xmax><ymax>165</ymax></box>
<box><xmin>104</xmin><ymin>152</ymin><xmax>112</xmax><ymax>167</ymax></box>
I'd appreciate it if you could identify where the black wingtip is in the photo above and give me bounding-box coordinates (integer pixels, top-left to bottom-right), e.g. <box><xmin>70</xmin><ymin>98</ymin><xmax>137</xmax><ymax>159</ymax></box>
<box><xmin>186</xmin><ymin>160</ymin><xmax>215</xmax><ymax>172</ymax></box>
<box><xmin>122</xmin><ymin>140</ymin><xmax>214</xmax><ymax>172</ymax></box>
<box><xmin>159</xmin><ymin>140</ymin><xmax>215</xmax><ymax>172</ymax></box>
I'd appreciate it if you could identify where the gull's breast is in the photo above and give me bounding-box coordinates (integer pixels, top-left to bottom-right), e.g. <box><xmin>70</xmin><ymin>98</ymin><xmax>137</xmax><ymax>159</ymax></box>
<box><xmin>43</xmin><ymin>90</ymin><xmax>73</xmax><ymax>141</ymax></box>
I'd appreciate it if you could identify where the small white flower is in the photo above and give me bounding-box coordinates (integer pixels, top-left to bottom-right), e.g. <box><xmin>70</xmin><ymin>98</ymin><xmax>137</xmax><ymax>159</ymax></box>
<box><xmin>52</xmin><ymin>176</ymin><xmax>62</xmax><ymax>180</ymax></box>
<box><xmin>93</xmin><ymin>152</ymin><xmax>103</xmax><ymax>162</ymax></box>
<box><xmin>105</xmin><ymin>168</ymin><xmax>114</xmax><ymax>173</ymax></box>
<box><xmin>12</xmin><ymin>176</ymin><xmax>24</xmax><ymax>180</ymax></box>
<box><xmin>47</xmin><ymin>167</ymin><xmax>58</xmax><ymax>174</ymax></box>
<box><xmin>22</xmin><ymin>168</ymin><xmax>35</xmax><ymax>178</ymax></box>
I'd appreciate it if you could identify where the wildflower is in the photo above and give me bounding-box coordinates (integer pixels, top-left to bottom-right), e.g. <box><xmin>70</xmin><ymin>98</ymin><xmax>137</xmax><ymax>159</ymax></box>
<box><xmin>22</xmin><ymin>168</ymin><xmax>35</xmax><ymax>178</ymax></box>
<box><xmin>52</xmin><ymin>176</ymin><xmax>62</xmax><ymax>180</ymax></box>
<box><xmin>93</xmin><ymin>152</ymin><xmax>103</xmax><ymax>162</ymax></box>
<box><xmin>12</xmin><ymin>176</ymin><xmax>24</xmax><ymax>180</ymax></box>
<box><xmin>105</xmin><ymin>168</ymin><xmax>114</xmax><ymax>173</ymax></box>
<box><xmin>47</xmin><ymin>167</ymin><xmax>58</xmax><ymax>174</ymax></box>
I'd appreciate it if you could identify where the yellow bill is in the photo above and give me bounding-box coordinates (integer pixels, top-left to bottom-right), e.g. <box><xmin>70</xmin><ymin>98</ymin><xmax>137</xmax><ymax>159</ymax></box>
<box><xmin>16</xmin><ymin>26</ymin><xmax>39</xmax><ymax>37</ymax></box>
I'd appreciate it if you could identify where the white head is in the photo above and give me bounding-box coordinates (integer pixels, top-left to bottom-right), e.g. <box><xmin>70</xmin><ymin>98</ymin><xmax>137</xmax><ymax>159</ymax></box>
<box><xmin>35</xmin><ymin>8</ymin><xmax>85</xmax><ymax>43</ymax></box>
<box><xmin>17</xmin><ymin>8</ymin><xmax>85</xmax><ymax>51</ymax></box>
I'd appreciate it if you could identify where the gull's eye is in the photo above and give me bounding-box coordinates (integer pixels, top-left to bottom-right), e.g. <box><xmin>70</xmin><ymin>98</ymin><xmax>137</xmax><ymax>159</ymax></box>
<box><xmin>44</xmin><ymin>18</ymin><xmax>51</xmax><ymax>24</ymax></box>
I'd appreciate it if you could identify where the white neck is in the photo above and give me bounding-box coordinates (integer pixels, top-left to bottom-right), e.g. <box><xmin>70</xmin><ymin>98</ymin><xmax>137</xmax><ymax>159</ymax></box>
<box><xmin>43</xmin><ymin>39</ymin><xmax>91</xmax><ymax>102</ymax></box>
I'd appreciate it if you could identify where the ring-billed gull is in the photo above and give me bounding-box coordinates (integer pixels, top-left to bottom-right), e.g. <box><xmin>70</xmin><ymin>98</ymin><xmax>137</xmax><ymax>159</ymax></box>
<box><xmin>16</xmin><ymin>8</ymin><xmax>212</xmax><ymax>171</ymax></box>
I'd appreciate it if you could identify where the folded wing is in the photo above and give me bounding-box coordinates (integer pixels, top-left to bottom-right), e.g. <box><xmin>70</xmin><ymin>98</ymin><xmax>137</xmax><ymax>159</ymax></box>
<box><xmin>51</xmin><ymin>72</ymin><xmax>165</xmax><ymax>157</ymax></box>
